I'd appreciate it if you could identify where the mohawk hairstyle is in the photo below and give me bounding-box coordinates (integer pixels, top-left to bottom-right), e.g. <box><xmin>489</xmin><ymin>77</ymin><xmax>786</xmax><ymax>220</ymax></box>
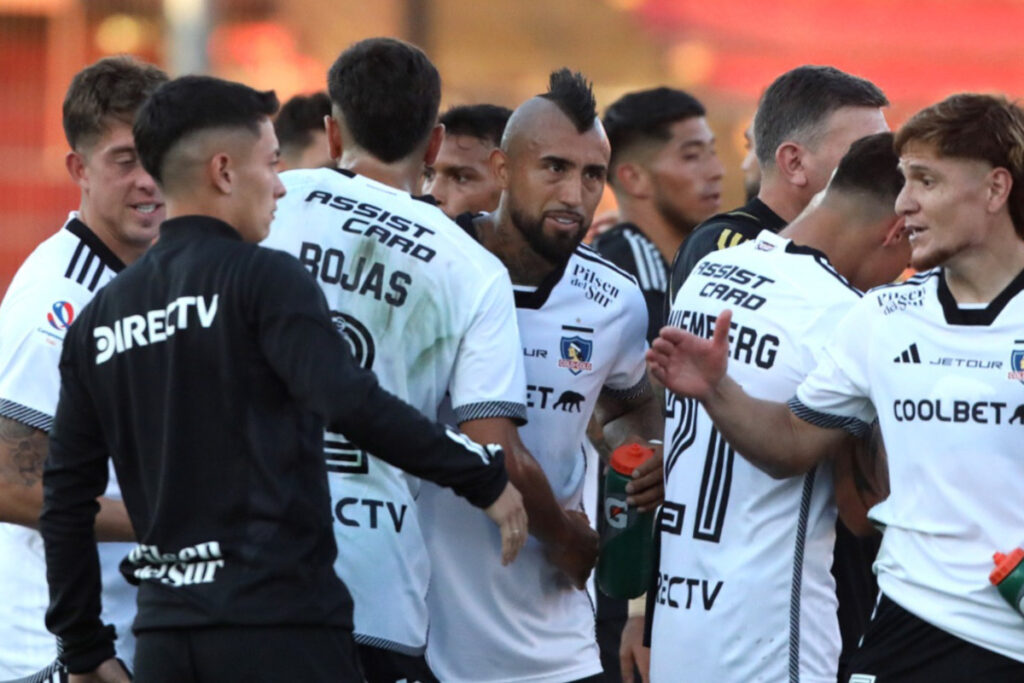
<box><xmin>540</xmin><ymin>68</ymin><xmax>597</xmax><ymax>133</ymax></box>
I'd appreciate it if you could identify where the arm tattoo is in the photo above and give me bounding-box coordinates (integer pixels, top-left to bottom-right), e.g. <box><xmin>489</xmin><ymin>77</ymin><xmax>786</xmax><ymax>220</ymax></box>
<box><xmin>0</xmin><ymin>417</ymin><xmax>48</xmax><ymax>487</ymax></box>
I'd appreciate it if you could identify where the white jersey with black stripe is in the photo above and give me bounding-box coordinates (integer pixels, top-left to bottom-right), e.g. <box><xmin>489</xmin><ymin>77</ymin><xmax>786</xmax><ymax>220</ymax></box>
<box><xmin>420</xmin><ymin>242</ymin><xmax>650</xmax><ymax>683</ymax></box>
<box><xmin>0</xmin><ymin>213</ymin><xmax>136</xmax><ymax>677</ymax></box>
<box><xmin>653</xmin><ymin>230</ymin><xmax>858</xmax><ymax>683</ymax></box>
<box><xmin>794</xmin><ymin>267</ymin><xmax>1024</xmax><ymax>664</ymax></box>
<box><xmin>262</xmin><ymin>169</ymin><xmax>527</xmax><ymax>655</ymax></box>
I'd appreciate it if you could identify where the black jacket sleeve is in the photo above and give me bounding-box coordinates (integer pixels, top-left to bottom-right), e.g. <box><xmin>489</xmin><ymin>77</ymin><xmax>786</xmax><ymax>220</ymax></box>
<box><xmin>40</xmin><ymin>339</ymin><xmax>117</xmax><ymax>674</ymax></box>
<box><xmin>252</xmin><ymin>249</ymin><xmax>508</xmax><ymax>510</ymax></box>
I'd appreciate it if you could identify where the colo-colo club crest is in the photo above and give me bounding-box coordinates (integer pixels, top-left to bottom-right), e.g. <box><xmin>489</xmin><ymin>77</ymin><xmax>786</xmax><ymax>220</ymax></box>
<box><xmin>559</xmin><ymin>327</ymin><xmax>593</xmax><ymax>375</ymax></box>
<box><xmin>1010</xmin><ymin>340</ymin><xmax>1024</xmax><ymax>383</ymax></box>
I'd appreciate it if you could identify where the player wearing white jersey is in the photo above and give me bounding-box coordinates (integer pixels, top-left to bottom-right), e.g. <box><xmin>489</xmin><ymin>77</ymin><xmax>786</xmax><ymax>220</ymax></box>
<box><xmin>263</xmin><ymin>166</ymin><xmax>525</xmax><ymax>659</ymax></box>
<box><xmin>651</xmin><ymin>133</ymin><xmax>910</xmax><ymax>683</ymax></box>
<box><xmin>0</xmin><ymin>57</ymin><xmax>166</xmax><ymax>680</ymax></box>
<box><xmin>420</xmin><ymin>70</ymin><xmax>664</xmax><ymax>683</ymax></box>
<box><xmin>262</xmin><ymin>39</ymin><xmax>530</xmax><ymax>683</ymax></box>
<box><xmin>649</xmin><ymin>95</ymin><xmax>1024</xmax><ymax>681</ymax></box>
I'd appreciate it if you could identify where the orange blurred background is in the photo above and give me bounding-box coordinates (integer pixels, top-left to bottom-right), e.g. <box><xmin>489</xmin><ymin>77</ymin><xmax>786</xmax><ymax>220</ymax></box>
<box><xmin>3</xmin><ymin>0</ymin><xmax>1024</xmax><ymax>295</ymax></box>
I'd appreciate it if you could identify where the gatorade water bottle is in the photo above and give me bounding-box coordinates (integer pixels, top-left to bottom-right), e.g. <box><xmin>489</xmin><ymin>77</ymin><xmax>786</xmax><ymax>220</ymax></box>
<box><xmin>990</xmin><ymin>548</ymin><xmax>1024</xmax><ymax>617</ymax></box>
<box><xmin>596</xmin><ymin>443</ymin><xmax>656</xmax><ymax>599</ymax></box>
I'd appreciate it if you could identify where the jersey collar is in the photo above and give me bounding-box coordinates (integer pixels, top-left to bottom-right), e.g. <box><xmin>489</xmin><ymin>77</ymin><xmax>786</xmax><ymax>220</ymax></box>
<box><xmin>743</xmin><ymin>197</ymin><xmax>787</xmax><ymax>233</ymax></box>
<box><xmin>937</xmin><ymin>266</ymin><xmax>1024</xmax><ymax>326</ymax></box>
<box><xmin>64</xmin><ymin>214</ymin><xmax>127</xmax><ymax>273</ymax></box>
<box><xmin>455</xmin><ymin>211</ymin><xmax>571</xmax><ymax>309</ymax></box>
<box><xmin>157</xmin><ymin>215</ymin><xmax>242</xmax><ymax>242</ymax></box>
<box><xmin>330</xmin><ymin>167</ymin><xmax>438</xmax><ymax>207</ymax></box>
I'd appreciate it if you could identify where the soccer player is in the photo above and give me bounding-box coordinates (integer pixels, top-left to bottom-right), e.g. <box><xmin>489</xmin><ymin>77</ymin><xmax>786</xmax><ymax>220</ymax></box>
<box><xmin>274</xmin><ymin>91</ymin><xmax>333</xmax><ymax>171</ymax></box>
<box><xmin>263</xmin><ymin>38</ymin><xmax>561</xmax><ymax>683</ymax></box>
<box><xmin>649</xmin><ymin>132</ymin><xmax>909</xmax><ymax>682</ymax></box>
<box><xmin>591</xmin><ymin>86</ymin><xmax>724</xmax><ymax>681</ymax></box>
<box><xmin>664</xmin><ymin>66</ymin><xmax>890</xmax><ymax>665</ymax></box>
<box><xmin>595</xmin><ymin>87</ymin><xmax>724</xmax><ymax>341</ymax></box>
<box><xmin>422</xmin><ymin>103</ymin><xmax>511</xmax><ymax>217</ymax></box>
<box><xmin>41</xmin><ymin>74</ymin><xmax>526</xmax><ymax>683</ymax></box>
<box><xmin>648</xmin><ymin>93</ymin><xmax>1024</xmax><ymax>681</ymax></box>
<box><xmin>0</xmin><ymin>55</ymin><xmax>166</xmax><ymax>680</ymax></box>
<box><xmin>419</xmin><ymin>69</ymin><xmax>664</xmax><ymax>683</ymax></box>
<box><xmin>668</xmin><ymin>65</ymin><xmax>889</xmax><ymax>300</ymax></box>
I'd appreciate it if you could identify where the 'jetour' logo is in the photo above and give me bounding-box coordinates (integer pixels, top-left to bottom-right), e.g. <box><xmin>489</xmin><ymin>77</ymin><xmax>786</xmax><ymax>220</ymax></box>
<box><xmin>94</xmin><ymin>295</ymin><xmax>218</xmax><ymax>365</ymax></box>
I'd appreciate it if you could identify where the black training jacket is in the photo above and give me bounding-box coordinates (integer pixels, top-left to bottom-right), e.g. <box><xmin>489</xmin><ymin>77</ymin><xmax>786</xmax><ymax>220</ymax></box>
<box><xmin>41</xmin><ymin>216</ymin><xmax>508</xmax><ymax>673</ymax></box>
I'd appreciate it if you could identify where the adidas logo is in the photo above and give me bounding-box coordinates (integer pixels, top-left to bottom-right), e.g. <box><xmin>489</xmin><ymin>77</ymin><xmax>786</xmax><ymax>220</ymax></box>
<box><xmin>893</xmin><ymin>343</ymin><xmax>921</xmax><ymax>364</ymax></box>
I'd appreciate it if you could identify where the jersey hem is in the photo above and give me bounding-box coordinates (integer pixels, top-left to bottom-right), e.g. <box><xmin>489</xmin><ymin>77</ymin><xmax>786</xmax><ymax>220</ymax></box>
<box><xmin>601</xmin><ymin>376</ymin><xmax>651</xmax><ymax>402</ymax></box>
<box><xmin>352</xmin><ymin>632</ymin><xmax>424</xmax><ymax>657</ymax></box>
<box><xmin>787</xmin><ymin>397</ymin><xmax>869</xmax><ymax>438</ymax></box>
<box><xmin>432</xmin><ymin>661</ymin><xmax>603</xmax><ymax>683</ymax></box>
<box><xmin>453</xmin><ymin>400</ymin><xmax>527</xmax><ymax>425</ymax></box>
<box><xmin>0</xmin><ymin>399</ymin><xmax>53</xmax><ymax>432</ymax></box>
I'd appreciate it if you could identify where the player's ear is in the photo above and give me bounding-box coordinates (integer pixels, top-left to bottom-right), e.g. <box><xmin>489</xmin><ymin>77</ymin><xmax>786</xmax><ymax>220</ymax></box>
<box><xmin>65</xmin><ymin>150</ymin><xmax>87</xmax><ymax>188</ymax></box>
<box><xmin>986</xmin><ymin>166</ymin><xmax>1012</xmax><ymax>214</ymax></box>
<box><xmin>775</xmin><ymin>141</ymin><xmax>808</xmax><ymax>188</ymax></box>
<box><xmin>325</xmin><ymin>114</ymin><xmax>343</xmax><ymax>161</ymax></box>
<box><xmin>209</xmin><ymin>152</ymin><xmax>233</xmax><ymax>195</ymax></box>
<box><xmin>882</xmin><ymin>215</ymin><xmax>906</xmax><ymax>246</ymax></box>
<box><xmin>490</xmin><ymin>147</ymin><xmax>510</xmax><ymax>189</ymax></box>
<box><xmin>423</xmin><ymin>124</ymin><xmax>444</xmax><ymax>166</ymax></box>
<box><xmin>615</xmin><ymin>162</ymin><xmax>650</xmax><ymax>199</ymax></box>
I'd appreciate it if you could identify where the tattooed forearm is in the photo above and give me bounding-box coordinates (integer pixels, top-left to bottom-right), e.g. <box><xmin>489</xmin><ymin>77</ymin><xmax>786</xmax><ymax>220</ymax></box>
<box><xmin>0</xmin><ymin>417</ymin><xmax>48</xmax><ymax>487</ymax></box>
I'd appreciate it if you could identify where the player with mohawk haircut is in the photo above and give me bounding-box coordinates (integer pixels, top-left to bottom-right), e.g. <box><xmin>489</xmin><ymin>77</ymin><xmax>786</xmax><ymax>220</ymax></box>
<box><xmin>420</xmin><ymin>70</ymin><xmax>664</xmax><ymax>683</ymax></box>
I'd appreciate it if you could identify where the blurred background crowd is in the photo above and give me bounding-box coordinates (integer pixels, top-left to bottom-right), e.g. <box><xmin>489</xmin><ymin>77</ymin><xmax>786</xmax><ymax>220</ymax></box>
<box><xmin>3</xmin><ymin>0</ymin><xmax>1024</xmax><ymax>294</ymax></box>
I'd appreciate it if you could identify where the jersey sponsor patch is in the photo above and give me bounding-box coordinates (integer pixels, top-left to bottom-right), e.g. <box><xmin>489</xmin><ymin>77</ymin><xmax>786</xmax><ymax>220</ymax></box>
<box><xmin>46</xmin><ymin>301</ymin><xmax>74</xmax><ymax>331</ymax></box>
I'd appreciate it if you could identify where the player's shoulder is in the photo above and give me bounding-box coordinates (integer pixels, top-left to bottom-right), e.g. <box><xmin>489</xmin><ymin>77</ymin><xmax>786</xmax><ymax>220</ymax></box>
<box><xmin>573</xmin><ymin>243</ymin><xmax>640</xmax><ymax>289</ymax></box>
<box><xmin>686</xmin><ymin>209</ymin><xmax>765</xmax><ymax>255</ymax></box>
<box><xmin>3</xmin><ymin>218</ymin><xmax>116</xmax><ymax>315</ymax></box>
<box><xmin>776</xmin><ymin>238</ymin><xmax>862</xmax><ymax>300</ymax></box>
<box><xmin>590</xmin><ymin>223</ymin><xmax>640</xmax><ymax>257</ymax></box>
<box><xmin>861</xmin><ymin>268</ymin><xmax>939</xmax><ymax>314</ymax></box>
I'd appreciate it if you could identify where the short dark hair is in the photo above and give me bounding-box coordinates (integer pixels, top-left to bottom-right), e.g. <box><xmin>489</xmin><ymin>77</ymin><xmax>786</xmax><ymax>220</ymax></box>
<box><xmin>603</xmin><ymin>87</ymin><xmax>706</xmax><ymax>172</ymax></box>
<box><xmin>62</xmin><ymin>55</ymin><xmax>167</xmax><ymax>152</ymax></box>
<box><xmin>895</xmin><ymin>94</ymin><xmax>1024</xmax><ymax>239</ymax></box>
<box><xmin>754</xmin><ymin>65</ymin><xmax>888</xmax><ymax>166</ymax></box>
<box><xmin>828</xmin><ymin>132</ymin><xmax>903</xmax><ymax>209</ymax></box>
<box><xmin>133</xmin><ymin>75</ymin><xmax>279</xmax><ymax>185</ymax></box>
<box><xmin>540</xmin><ymin>68</ymin><xmax>597</xmax><ymax>134</ymax></box>
<box><xmin>275</xmin><ymin>91</ymin><xmax>331</xmax><ymax>154</ymax></box>
<box><xmin>327</xmin><ymin>37</ymin><xmax>440</xmax><ymax>163</ymax></box>
<box><xmin>439</xmin><ymin>104</ymin><xmax>512</xmax><ymax>148</ymax></box>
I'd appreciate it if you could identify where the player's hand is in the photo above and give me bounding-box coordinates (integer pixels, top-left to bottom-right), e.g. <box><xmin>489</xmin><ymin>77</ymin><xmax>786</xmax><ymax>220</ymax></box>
<box><xmin>646</xmin><ymin>310</ymin><xmax>732</xmax><ymax>402</ymax></box>
<box><xmin>484</xmin><ymin>481</ymin><xmax>528</xmax><ymax>566</ymax></box>
<box><xmin>69</xmin><ymin>658</ymin><xmax>131</xmax><ymax>683</ymax></box>
<box><xmin>546</xmin><ymin>509</ymin><xmax>599</xmax><ymax>590</ymax></box>
<box><xmin>619</xmin><ymin>615</ymin><xmax>650</xmax><ymax>683</ymax></box>
<box><xmin>625</xmin><ymin>441</ymin><xmax>664</xmax><ymax>512</ymax></box>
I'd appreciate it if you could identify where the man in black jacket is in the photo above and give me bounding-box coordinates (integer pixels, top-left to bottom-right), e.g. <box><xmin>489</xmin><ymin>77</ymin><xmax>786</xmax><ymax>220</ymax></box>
<box><xmin>667</xmin><ymin>65</ymin><xmax>889</xmax><ymax>302</ymax></box>
<box><xmin>40</xmin><ymin>75</ymin><xmax>526</xmax><ymax>683</ymax></box>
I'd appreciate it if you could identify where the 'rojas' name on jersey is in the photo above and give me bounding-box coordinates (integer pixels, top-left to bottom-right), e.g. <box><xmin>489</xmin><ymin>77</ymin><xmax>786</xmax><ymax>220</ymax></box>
<box><xmin>296</xmin><ymin>190</ymin><xmax>436</xmax><ymax>308</ymax></box>
<box><xmin>94</xmin><ymin>294</ymin><xmax>218</xmax><ymax>365</ymax></box>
